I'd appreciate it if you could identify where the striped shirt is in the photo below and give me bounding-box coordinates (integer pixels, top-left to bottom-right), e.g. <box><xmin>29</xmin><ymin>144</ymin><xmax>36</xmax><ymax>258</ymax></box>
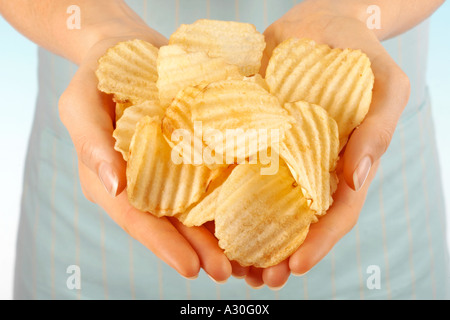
<box><xmin>13</xmin><ymin>0</ymin><xmax>450</xmax><ymax>299</ymax></box>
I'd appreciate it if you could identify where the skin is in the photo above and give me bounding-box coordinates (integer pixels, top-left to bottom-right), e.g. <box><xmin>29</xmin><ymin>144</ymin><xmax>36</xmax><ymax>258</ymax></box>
<box><xmin>0</xmin><ymin>0</ymin><xmax>445</xmax><ymax>290</ymax></box>
<box><xmin>1</xmin><ymin>0</ymin><xmax>231</xmax><ymax>282</ymax></box>
<box><xmin>247</xmin><ymin>0</ymin><xmax>444</xmax><ymax>289</ymax></box>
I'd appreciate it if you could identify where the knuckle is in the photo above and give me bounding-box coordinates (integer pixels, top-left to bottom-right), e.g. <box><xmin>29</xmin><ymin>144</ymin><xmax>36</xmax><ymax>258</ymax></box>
<box><xmin>75</xmin><ymin>134</ymin><xmax>99</xmax><ymax>172</ymax></box>
<box><xmin>376</xmin><ymin>124</ymin><xmax>393</xmax><ymax>156</ymax></box>
<box><xmin>58</xmin><ymin>90</ymin><xmax>72</xmax><ymax>125</ymax></box>
<box><xmin>79</xmin><ymin>177</ymin><xmax>95</xmax><ymax>203</ymax></box>
<box><xmin>121</xmin><ymin>204</ymin><xmax>138</xmax><ymax>237</ymax></box>
<box><xmin>392</xmin><ymin>68</ymin><xmax>411</xmax><ymax>108</ymax></box>
<box><xmin>397</xmin><ymin>70</ymin><xmax>411</xmax><ymax>100</ymax></box>
<box><xmin>81</xmin><ymin>187</ymin><xmax>94</xmax><ymax>203</ymax></box>
<box><xmin>77</xmin><ymin>161</ymin><xmax>96</xmax><ymax>203</ymax></box>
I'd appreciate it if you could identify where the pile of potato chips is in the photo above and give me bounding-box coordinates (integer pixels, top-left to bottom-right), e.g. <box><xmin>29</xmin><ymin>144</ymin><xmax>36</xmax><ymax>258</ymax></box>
<box><xmin>96</xmin><ymin>19</ymin><xmax>374</xmax><ymax>268</ymax></box>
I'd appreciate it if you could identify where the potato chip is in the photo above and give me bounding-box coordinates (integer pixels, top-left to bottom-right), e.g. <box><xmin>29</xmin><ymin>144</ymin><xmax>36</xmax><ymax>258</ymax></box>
<box><xmin>113</xmin><ymin>100</ymin><xmax>165</xmax><ymax>161</ymax></box>
<box><xmin>214</xmin><ymin>161</ymin><xmax>317</xmax><ymax>268</ymax></box>
<box><xmin>265</xmin><ymin>38</ymin><xmax>374</xmax><ymax>144</ymax></box>
<box><xmin>175</xmin><ymin>165</ymin><xmax>235</xmax><ymax>227</ymax></box>
<box><xmin>156</xmin><ymin>44</ymin><xmax>241</xmax><ymax>107</ymax></box>
<box><xmin>242</xmin><ymin>74</ymin><xmax>270</xmax><ymax>92</ymax></box>
<box><xmin>162</xmin><ymin>84</ymin><xmax>220</xmax><ymax>168</ymax></box>
<box><xmin>96</xmin><ymin>39</ymin><xmax>159</xmax><ymax>104</ymax></box>
<box><xmin>115</xmin><ymin>101</ymin><xmax>133</xmax><ymax>123</ymax></box>
<box><xmin>94</xmin><ymin>26</ymin><xmax>376</xmax><ymax>269</ymax></box>
<box><xmin>280</xmin><ymin>101</ymin><xmax>339</xmax><ymax>214</ymax></box>
<box><xmin>189</xmin><ymin>79</ymin><xmax>294</xmax><ymax>165</ymax></box>
<box><xmin>127</xmin><ymin>116</ymin><xmax>213</xmax><ymax>217</ymax></box>
<box><xmin>169</xmin><ymin>19</ymin><xmax>266</xmax><ymax>76</ymax></box>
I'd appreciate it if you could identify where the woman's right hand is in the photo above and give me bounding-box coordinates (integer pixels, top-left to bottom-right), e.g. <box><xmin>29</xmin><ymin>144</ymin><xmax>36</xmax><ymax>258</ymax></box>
<box><xmin>58</xmin><ymin>30</ymin><xmax>233</xmax><ymax>282</ymax></box>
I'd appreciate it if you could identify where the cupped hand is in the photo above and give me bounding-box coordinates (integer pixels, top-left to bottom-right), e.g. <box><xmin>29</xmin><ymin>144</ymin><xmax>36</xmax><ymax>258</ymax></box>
<box><xmin>58</xmin><ymin>32</ymin><xmax>232</xmax><ymax>282</ymax></box>
<box><xmin>246</xmin><ymin>0</ymin><xmax>411</xmax><ymax>289</ymax></box>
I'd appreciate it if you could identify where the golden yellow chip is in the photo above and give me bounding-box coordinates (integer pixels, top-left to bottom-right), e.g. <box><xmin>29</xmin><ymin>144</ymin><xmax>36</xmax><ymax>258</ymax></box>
<box><xmin>95</xmin><ymin>29</ymin><xmax>371</xmax><ymax>269</ymax></box>
<box><xmin>242</xmin><ymin>74</ymin><xmax>270</xmax><ymax>92</ymax></box>
<box><xmin>169</xmin><ymin>19</ymin><xmax>266</xmax><ymax>76</ymax></box>
<box><xmin>126</xmin><ymin>116</ymin><xmax>213</xmax><ymax>217</ymax></box>
<box><xmin>175</xmin><ymin>165</ymin><xmax>235</xmax><ymax>227</ymax></box>
<box><xmin>189</xmin><ymin>79</ymin><xmax>294</xmax><ymax>165</ymax></box>
<box><xmin>280</xmin><ymin>101</ymin><xmax>339</xmax><ymax>215</ymax></box>
<box><xmin>96</xmin><ymin>39</ymin><xmax>159</xmax><ymax>104</ymax></box>
<box><xmin>214</xmin><ymin>161</ymin><xmax>317</xmax><ymax>268</ymax></box>
<box><xmin>265</xmin><ymin>38</ymin><xmax>374</xmax><ymax>145</ymax></box>
<box><xmin>113</xmin><ymin>100</ymin><xmax>165</xmax><ymax>161</ymax></box>
<box><xmin>156</xmin><ymin>44</ymin><xmax>241</xmax><ymax>107</ymax></box>
<box><xmin>115</xmin><ymin>101</ymin><xmax>133</xmax><ymax>122</ymax></box>
<box><xmin>162</xmin><ymin>84</ymin><xmax>220</xmax><ymax>168</ymax></box>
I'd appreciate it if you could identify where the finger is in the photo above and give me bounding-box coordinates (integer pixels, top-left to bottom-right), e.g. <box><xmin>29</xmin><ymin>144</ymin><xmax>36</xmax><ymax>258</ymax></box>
<box><xmin>231</xmin><ymin>260</ymin><xmax>250</xmax><ymax>279</ymax></box>
<box><xmin>59</xmin><ymin>60</ymin><xmax>126</xmax><ymax>197</ymax></box>
<box><xmin>78</xmin><ymin>161</ymin><xmax>201</xmax><ymax>279</ymax></box>
<box><xmin>342</xmin><ymin>49</ymin><xmax>410</xmax><ymax>191</ymax></box>
<box><xmin>289</xmin><ymin>161</ymin><xmax>379</xmax><ymax>275</ymax></box>
<box><xmin>245</xmin><ymin>267</ymin><xmax>264</xmax><ymax>289</ymax></box>
<box><xmin>262</xmin><ymin>259</ymin><xmax>290</xmax><ymax>290</ymax></box>
<box><xmin>169</xmin><ymin>217</ymin><xmax>232</xmax><ymax>283</ymax></box>
<box><xmin>202</xmin><ymin>221</ymin><xmax>249</xmax><ymax>279</ymax></box>
<box><xmin>318</xmin><ymin>21</ymin><xmax>410</xmax><ymax>191</ymax></box>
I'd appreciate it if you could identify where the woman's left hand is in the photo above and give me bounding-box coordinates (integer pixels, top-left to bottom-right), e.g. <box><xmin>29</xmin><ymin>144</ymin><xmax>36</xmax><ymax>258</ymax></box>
<box><xmin>243</xmin><ymin>0</ymin><xmax>411</xmax><ymax>289</ymax></box>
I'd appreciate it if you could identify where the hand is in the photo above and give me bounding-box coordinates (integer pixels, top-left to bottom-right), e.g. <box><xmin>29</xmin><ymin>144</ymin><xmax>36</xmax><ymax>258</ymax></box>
<box><xmin>58</xmin><ymin>30</ymin><xmax>232</xmax><ymax>282</ymax></box>
<box><xmin>247</xmin><ymin>0</ymin><xmax>410</xmax><ymax>289</ymax></box>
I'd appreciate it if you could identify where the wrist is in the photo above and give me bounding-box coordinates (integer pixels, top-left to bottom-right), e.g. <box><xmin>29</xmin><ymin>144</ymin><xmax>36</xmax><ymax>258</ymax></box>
<box><xmin>75</xmin><ymin>19</ymin><xmax>167</xmax><ymax>67</ymax></box>
<box><xmin>271</xmin><ymin>0</ymin><xmax>383</xmax><ymax>43</ymax></box>
<box><xmin>70</xmin><ymin>2</ymin><xmax>166</xmax><ymax>65</ymax></box>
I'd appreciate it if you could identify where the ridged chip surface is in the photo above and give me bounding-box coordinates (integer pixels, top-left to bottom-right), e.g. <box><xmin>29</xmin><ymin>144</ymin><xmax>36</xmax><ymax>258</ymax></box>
<box><xmin>127</xmin><ymin>116</ymin><xmax>213</xmax><ymax>217</ymax></box>
<box><xmin>169</xmin><ymin>19</ymin><xmax>265</xmax><ymax>76</ymax></box>
<box><xmin>280</xmin><ymin>101</ymin><xmax>339</xmax><ymax>215</ymax></box>
<box><xmin>266</xmin><ymin>38</ymin><xmax>374</xmax><ymax>144</ymax></box>
<box><xmin>113</xmin><ymin>100</ymin><xmax>165</xmax><ymax>161</ymax></box>
<box><xmin>215</xmin><ymin>162</ymin><xmax>317</xmax><ymax>268</ymax></box>
<box><xmin>96</xmin><ymin>39</ymin><xmax>159</xmax><ymax>104</ymax></box>
<box><xmin>156</xmin><ymin>44</ymin><xmax>241</xmax><ymax>107</ymax></box>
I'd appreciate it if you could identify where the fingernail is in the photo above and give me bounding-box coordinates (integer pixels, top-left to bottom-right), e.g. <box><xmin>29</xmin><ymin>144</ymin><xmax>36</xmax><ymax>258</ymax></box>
<box><xmin>182</xmin><ymin>274</ymin><xmax>199</xmax><ymax>280</ymax></box>
<box><xmin>207</xmin><ymin>273</ymin><xmax>228</xmax><ymax>284</ymax></box>
<box><xmin>353</xmin><ymin>156</ymin><xmax>372</xmax><ymax>192</ymax></box>
<box><xmin>268</xmin><ymin>283</ymin><xmax>286</xmax><ymax>291</ymax></box>
<box><xmin>98</xmin><ymin>162</ymin><xmax>119</xmax><ymax>197</ymax></box>
<box><xmin>292</xmin><ymin>271</ymin><xmax>308</xmax><ymax>277</ymax></box>
<box><xmin>247</xmin><ymin>283</ymin><xmax>265</xmax><ymax>290</ymax></box>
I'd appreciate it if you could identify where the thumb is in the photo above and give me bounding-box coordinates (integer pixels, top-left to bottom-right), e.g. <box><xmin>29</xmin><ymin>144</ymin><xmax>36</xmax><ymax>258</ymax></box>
<box><xmin>343</xmin><ymin>61</ymin><xmax>411</xmax><ymax>191</ymax></box>
<box><xmin>59</xmin><ymin>61</ymin><xmax>126</xmax><ymax>198</ymax></box>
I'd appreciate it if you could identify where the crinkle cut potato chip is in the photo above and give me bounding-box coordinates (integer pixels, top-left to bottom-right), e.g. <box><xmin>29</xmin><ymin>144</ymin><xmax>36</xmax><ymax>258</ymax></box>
<box><xmin>265</xmin><ymin>38</ymin><xmax>374</xmax><ymax>145</ymax></box>
<box><xmin>190</xmin><ymin>79</ymin><xmax>294</xmax><ymax>164</ymax></box>
<box><xmin>169</xmin><ymin>19</ymin><xmax>266</xmax><ymax>76</ymax></box>
<box><xmin>215</xmin><ymin>161</ymin><xmax>317</xmax><ymax>268</ymax></box>
<box><xmin>113</xmin><ymin>100</ymin><xmax>165</xmax><ymax>161</ymax></box>
<box><xmin>242</xmin><ymin>74</ymin><xmax>270</xmax><ymax>92</ymax></box>
<box><xmin>161</xmin><ymin>84</ymin><xmax>221</xmax><ymax>169</ymax></box>
<box><xmin>96</xmin><ymin>39</ymin><xmax>159</xmax><ymax>104</ymax></box>
<box><xmin>156</xmin><ymin>44</ymin><xmax>241</xmax><ymax>107</ymax></box>
<box><xmin>280</xmin><ymin>101</ymin><xmax>339</xmax><ymax>215</ymax></box>
<box><xmin>175</xmin><ymin>165</ymin><xmax>236</xmax><ymax>227</ymax></box>
<box><xmin>94</xmin><ymin>21</ymin><xmax>377</xmax><ymax>270</ymax></box>
<box><xmin>126</xmin><ymin>116</ymin><xmax>213</xmax><ymax>217</ymax></box>
<box><xmin>115</xmin><ymin>101</ymin><xmax>133</xmax><ymax>122</ymax></box>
